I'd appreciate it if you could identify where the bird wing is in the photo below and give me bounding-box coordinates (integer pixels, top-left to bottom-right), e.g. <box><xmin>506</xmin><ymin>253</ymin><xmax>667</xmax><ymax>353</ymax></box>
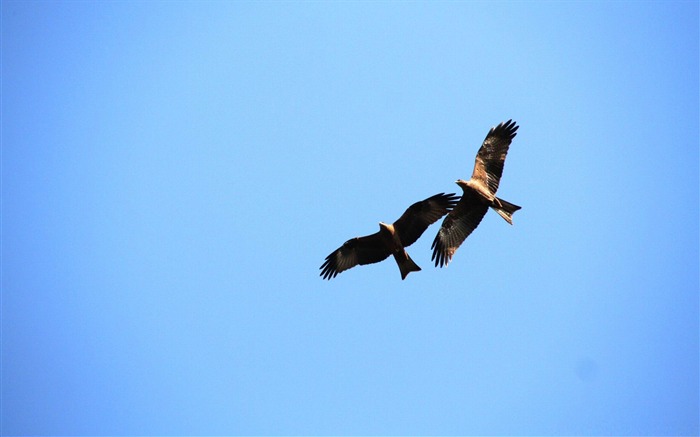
<box><xmin>320</xmin><ymin>232</ymin><xmax>391</xmax><ymax>279</ymax></box>
<box><xmin>470</xmin><ymin>119</ymin><xmax>518</xmax><ymax>195</ymax></box>
<box><xmin>393</xmin><ymin>192</ymin><xmax>460</xmax><ymax>247</ymax></box>
<box><xmin>431</xmin><ymin>189</ymin><xmax>489</xmax><ymax>268</ymax></box>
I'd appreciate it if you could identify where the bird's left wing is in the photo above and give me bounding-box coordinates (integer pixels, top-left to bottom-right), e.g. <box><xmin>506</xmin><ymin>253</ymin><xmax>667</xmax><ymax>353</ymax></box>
<box><xmin>431</xmin><ymin>189</ymin><xmax>489</xmax><ymax>268</ymax></box>
<box><xmin>320</xmin><ymin>232</ymin><xmax>391</xmax><ymax>280</ymax></box>
<box><xmin>393</xmin><ymin>192</ymin><xmax>460</xmax><ymax>247</ymax></box>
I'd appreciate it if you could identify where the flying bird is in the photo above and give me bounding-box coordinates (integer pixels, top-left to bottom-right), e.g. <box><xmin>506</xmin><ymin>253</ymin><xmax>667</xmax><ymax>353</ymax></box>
<box><xmin>431</xmin><ymin>119</ymin><xmax>521</xmax><ymax>268</ymax></box>
<box><xmin>321</xmin><ymin>193</ymin><xmax>459</xmax><ymax>280</ymax></box>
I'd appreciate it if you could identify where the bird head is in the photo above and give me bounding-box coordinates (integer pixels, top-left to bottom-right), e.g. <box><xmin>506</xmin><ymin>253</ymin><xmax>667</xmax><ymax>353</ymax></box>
<box><xmin>378</xmin><ymin>222</ymin><xmax>394</xmax><ymax>234</ymax></box>
<box><xmin>455</xmin><ymin>179</ymin><xmax>469</xmax><ymax>189</ymax></box>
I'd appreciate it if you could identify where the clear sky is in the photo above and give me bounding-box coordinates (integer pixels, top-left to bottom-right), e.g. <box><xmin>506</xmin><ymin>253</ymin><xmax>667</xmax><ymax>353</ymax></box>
<box><xmin>2</xmin><ymin>1</ymin><xmax>698</xmax><ymax>435</ymax></box>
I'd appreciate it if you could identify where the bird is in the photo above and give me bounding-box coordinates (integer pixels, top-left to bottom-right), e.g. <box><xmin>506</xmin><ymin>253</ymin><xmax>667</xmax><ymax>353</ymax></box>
<box><xmin>321</xmin><ymin>193</ymin><xmax>459</xmax><ymax>280</ymax></box>
<box><xmin>431</xmin><ymin>119</ymin><xmax>521</xmax><ymax>268</ymax></box>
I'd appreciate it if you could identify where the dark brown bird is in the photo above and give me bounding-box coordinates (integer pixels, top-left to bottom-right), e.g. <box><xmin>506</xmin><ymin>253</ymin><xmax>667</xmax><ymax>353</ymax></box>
<box><xmin>321</xmin><ymin>193</ymin><xmax>459</xmax><ymax>280</ymax></box>
<box><xmin>431</xmin><ymin>120</ymin><xmax>521</xmax><ymax>268</ymax></box>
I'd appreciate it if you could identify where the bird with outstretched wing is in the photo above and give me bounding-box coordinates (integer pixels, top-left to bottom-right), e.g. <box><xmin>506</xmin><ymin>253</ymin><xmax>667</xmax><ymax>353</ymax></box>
<box><xmin>432</xmin><ymin>120</ymin><xmax>521</xmax><ymax>268</ymax></box>
<box><xmin>321</xmin><ymin>193</ymin><xmax>459</xmax><ymax>280</ymax></box>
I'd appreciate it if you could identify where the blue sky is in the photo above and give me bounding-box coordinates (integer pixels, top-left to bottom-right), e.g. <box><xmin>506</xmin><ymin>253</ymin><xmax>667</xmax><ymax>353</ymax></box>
<box><xmin>2</xmin><ymin>1</ymin><xmax>698</xmax><ymax>435</ymax></box>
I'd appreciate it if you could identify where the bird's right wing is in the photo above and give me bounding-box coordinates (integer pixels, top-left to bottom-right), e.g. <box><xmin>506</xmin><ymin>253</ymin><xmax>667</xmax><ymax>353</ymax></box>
<box><xmin>320</xmin><ymin>232</ymin><xmax>391</xmax><ymax>279</ymax></box>
<box><xmin>393</xmin><ymin>192</ymin><xmax>459</xmax><ymax>247</ymax></box>
<box><xmin>431</xmin><ymin>189</ymin><xmax>489</xmax><ymax>268</ymax></box>
<box><xmin>471</xmin><ymin>119</ymin><xmax>518</xmax><ymax>195</ymax></box>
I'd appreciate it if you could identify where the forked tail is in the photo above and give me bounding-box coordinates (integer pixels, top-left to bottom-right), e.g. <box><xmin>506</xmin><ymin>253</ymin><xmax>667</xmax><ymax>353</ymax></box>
<box><xmin>491</xmin><ymin>197</ymin><xmax>521</xmax><ymax>225</ymax></box>
<box><xmin>394</xmin><ymin>251</ymin><xmax>421</xmax><ymax>280</ymax></box>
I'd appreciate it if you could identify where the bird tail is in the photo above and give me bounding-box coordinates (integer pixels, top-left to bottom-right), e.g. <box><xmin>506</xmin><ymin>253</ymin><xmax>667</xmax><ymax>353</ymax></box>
<box><xmin>491</xmin><ymin>197</ymin><xmax>521</xmax><ymax>225</ymax></box>
<box><xmin>394</xmin><ymin>251</ymin><xmax>421</xmax><ymax>280</ymax></box>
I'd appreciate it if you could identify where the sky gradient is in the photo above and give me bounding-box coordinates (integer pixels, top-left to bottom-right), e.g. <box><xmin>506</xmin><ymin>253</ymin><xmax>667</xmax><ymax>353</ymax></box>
<box><xmin>2</xmin><ymin>1</ymin><xmax>699</xmax><ymax>435</ymax></box>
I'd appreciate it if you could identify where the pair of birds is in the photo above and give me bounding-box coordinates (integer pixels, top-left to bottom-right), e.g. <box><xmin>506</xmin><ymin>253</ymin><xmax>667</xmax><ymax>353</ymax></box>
<box><xmin>320</xmin><ymin>119</ymin><xmax>521</xmax><ymax>280</ymax></box>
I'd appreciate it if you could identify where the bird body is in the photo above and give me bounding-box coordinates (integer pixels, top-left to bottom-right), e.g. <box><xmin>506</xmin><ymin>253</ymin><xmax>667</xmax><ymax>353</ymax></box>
<box><xmin>377</xmin><ymin>222</ymin><xmax>423</xmax><ymax>279</ymax></box>
<box><xmin>457</xmin><ymin>179</ymin><xmax>519</xmax><ymax>224</ymax></box>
